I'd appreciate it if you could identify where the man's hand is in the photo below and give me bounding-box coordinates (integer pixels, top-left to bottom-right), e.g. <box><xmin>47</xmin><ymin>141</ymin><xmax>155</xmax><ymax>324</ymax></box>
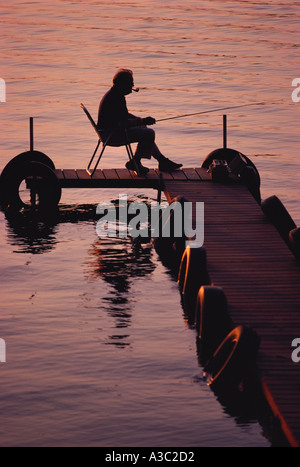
<box><xmin>142</xmin><ymin>116</ymin><xmax>156</xmax><ymax>126</ymax></box>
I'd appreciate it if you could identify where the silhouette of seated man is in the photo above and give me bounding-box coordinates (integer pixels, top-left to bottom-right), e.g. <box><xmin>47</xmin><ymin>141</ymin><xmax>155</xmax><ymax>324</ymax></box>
<box><xmin>97</xmin><ymin>69</ymin><xmax>182</xmax><ymax>175</ymax></box>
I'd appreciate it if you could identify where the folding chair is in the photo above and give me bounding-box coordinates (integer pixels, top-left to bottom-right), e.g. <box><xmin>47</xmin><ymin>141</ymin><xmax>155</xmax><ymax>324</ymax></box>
<box><xmin>80</xmin><ymin>104</ymin><xmax>141</xmax><ymax>177</ymax></box>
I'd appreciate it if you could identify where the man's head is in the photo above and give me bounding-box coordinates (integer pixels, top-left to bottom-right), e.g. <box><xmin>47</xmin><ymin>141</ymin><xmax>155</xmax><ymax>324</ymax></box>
<box><xmin>113</xmin><ymin>69</ymin><xmax>135</xmax><ymax>95</ymax></box>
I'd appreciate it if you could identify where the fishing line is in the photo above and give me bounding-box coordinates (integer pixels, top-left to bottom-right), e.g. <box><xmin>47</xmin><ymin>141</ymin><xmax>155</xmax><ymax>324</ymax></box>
<box><xmin>156</xmin><ymin>101</ymin><xmax>266</xmax><ymax>123</ymax></box>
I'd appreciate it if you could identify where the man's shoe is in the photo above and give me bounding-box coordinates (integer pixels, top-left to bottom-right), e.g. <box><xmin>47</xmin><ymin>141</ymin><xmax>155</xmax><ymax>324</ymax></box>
<box><xmin>159</xmin><ymin>158</ymin><xmax>183</xmax><ymax>173</ymax></box>
<box><xmin>126</xmin><ymin>158</ymin><xmax>149</xmax><ymax>175</ymax></box>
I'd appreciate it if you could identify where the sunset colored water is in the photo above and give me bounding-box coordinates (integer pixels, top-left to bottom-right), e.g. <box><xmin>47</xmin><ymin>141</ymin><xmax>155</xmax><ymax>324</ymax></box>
<box><xmin>0</xmin><ymin>0</ymin><xmax>299</xmax><ymax>447</ymax></box>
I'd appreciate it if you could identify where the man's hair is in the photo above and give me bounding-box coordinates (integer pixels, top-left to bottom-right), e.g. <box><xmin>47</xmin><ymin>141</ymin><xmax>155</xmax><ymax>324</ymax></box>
<box><xmin>113</xmin><ymin>69</ymin><xmax>133</xmax><ymax>87</ymax></box>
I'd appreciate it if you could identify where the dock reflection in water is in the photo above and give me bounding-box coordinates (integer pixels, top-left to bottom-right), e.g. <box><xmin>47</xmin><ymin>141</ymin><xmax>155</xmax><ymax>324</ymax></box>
<box><xmin>5</xmin><ymin>209</ymin><xmax>59</xmax><ymax>255</ymax></box>
<box><xmin>4</xmin><ymin>204</ymin><xmax>101</xmax><ymax>254</ymax></box>
<box><xmin>5</xmin><ymin>203</ymin><xmax>156</xmax><ymax>350</ymax></box>
<box><xmin>86</xmin><ymin>237</ymin><xmax>155</xmax><ymax>348</ymax></box>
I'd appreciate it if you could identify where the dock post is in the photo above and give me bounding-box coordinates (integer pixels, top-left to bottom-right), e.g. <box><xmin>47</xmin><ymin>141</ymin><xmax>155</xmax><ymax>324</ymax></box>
<box><xmin>223</xmin><ymin>114</ymin><xmax>227</xmax><ymax>149</ymax></box>
<box><xmin>30</xmin><ymin>117</ymin><xmax>34</xmax><ymax>152</ymax></box>
<box><xmin>29</xmin><ymin>117</ymin><xmax>37</xmax><ymax>206</ymax></box>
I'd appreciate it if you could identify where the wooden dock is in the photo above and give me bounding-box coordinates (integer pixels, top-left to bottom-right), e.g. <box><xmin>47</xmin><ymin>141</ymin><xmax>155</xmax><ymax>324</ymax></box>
<box><xmin>163</xmin><ymin>173</ymin><xmax>300</xmax><ymax>447</ymax></box>
<box><xmin>25</xmin><ymin>165</ymin><xmax>300</xmax><ymax>445</ymax></box>
<box><xmin>52</xmin><ymin>167</ymin><xmax>199</xmax><ymax>189</ymax></box>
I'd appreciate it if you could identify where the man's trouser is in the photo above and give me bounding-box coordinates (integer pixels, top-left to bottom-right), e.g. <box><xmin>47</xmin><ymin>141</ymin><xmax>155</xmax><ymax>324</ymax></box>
<box><xmin>100</xmin><ymin>126</ymin><xmax>163</xmax><ymax>161</ymax></box>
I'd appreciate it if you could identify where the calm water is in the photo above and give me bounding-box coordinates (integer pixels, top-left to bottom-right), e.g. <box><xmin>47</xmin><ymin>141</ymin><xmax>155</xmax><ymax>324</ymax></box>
<box><xmin>0</xmin><ymin>0</ymin><xmax>299</xmax><ymax>447</ymax></box>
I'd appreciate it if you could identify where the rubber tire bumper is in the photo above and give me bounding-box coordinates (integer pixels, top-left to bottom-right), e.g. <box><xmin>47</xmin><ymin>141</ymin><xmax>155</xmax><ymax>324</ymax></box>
<box><xmin>201</xmin><ymin>148</ymin><xmax>261</xmax><ymax>186</ymax></box>
<box><xmin>203</xmin><ymin>325</ymin><xmax>260</xmax><ymax>393</ymax></box>
<box><xmin>261</xmin><ymin>195</ymin><xmax>296</xmax><ymax>245</ymax></box>
<box><xmin>196</xmin><ymin>286</ymin><xmax>232</xmax><ymax>365</ymax></box>
<box><xmin>178</xmin><ymin>246</ymin><xmax>210</xmax><ymax>320</ymax></box>
<box><xmin>202</xmin><ymin>148</ymin><xmax>261</xmax><ymax>203</ymax></box>
<box><xmin>0</xmin><ymin>151</ymin><xmax>56</xmax><ymax>209</ymax></box>
<box><xmin>289</xmin><ymin>227</ymin><xmax>300</xmax><ymax>262</ymax></box>
<box><xmin>1</xmin><ymin>161</ymin><xmax>61</xmax><ymax>211</ymax></box>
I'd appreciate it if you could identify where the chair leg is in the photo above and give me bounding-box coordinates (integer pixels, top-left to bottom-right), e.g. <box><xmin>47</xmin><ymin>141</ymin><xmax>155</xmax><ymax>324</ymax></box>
<box><xmin>87</xmin><ymin>140</ymin><xmax>101</xmax><ymax>175</ymax></box>
<box><xmin>86</xmin><ymin>132</ymin><xmax>143</xmax><ymax>178</ymax></box>
<box><xmin>125</xmin><ymin>143</ymin><xmax>134</xmax><ymax>161</ymax></box>
<box><xmin>89</xmin><ymin>143</ymin><xmax>107</xmax><ymax>177</ymax></box>
<box><xmin>87</xmin><ymin>134</ymin><xmax>113</xmax><ymax>177</ymax></box>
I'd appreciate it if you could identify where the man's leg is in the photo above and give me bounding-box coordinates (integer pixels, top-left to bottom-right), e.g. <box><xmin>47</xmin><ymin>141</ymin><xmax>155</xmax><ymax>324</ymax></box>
<box><xmin>151</xmin><ymin>143</ymin><xmax>183</xmax><ymax>172</ymax></box>
<box><xmin>126</xmin><ymin>126</ymin><xmax>155</xmax><ymax>160</ymax></box>
<box><xmin>122</xmin><ymin>127</ymin><xmax>154</xmax><ymax>174</ymax></box>
<box><xmin>127</xmin><ymin>127</ymin><xmax>182</xmax><ymax>171</ymax></box>
<box><xmin>108</xmin><ymin>126</ymin><xmax>182</xmax><ymax>173</ymax></box>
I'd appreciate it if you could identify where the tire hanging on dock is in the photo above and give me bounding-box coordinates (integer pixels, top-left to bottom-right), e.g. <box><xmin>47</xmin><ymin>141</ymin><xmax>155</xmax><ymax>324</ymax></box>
<box><xmin>196</xmin><ymin>286</ymin><xmax>232</xmax><ymax>365</ymax></box>
<box><xmin>153</xmin><ymin>196</ymin><xmax>189</xmax><ymax>272</ymax></box>
<box><xmin>261</xmin><ymin>195</ymin><xmax>297</xmax><ymax>245</ymax></box>
<box><xmin>202</xmin><ymin>148</ymin><xmax>260</xmax><ymax>182</ymax></box>
<box><xmin>0</xmin><ymin>161</ymin><xmax>61</xmax><ymax>211</ymax></box>
<box><xmin>178</xmin><ymin>246</ymin><xmax>211</xmax><ymax>322</ymax></box>
<box><xmin>0</xmin><ymin>151</ymin><xmax>57</xmax><ymax>210</ymax></box>
<box><xmin>202</xmin><ymin>148</ymin><xmax>261</xmax><ymax>204</ymax></box>
<box><xmin>289</xmin><ymin>227</ymin><xmax>300</xmax><ymax>262</ymax></box>
<box><xmin>203</xmin><ymin>325</ymin><xmax>260</xmax><ymax>393</ymax></box>
<box><xmin>1</xmin><ymin>151</ymin><xmax>56</xmax><ymax>175</ymax></box>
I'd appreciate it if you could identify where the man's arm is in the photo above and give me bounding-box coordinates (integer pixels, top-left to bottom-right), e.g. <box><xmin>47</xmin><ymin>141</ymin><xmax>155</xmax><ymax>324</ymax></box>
<box><xmin>125</xmin><ymin>115</ymin><xmax>156</xmax><ymax>128</ymax></box>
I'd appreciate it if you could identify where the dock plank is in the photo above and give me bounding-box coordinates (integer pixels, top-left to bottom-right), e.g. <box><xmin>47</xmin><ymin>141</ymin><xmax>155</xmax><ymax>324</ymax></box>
<box><xmin>63</xmin><ymin>169</ymin><xmax>78</xmax><ymax>180</ymax></box>
<box><xmin>156</xmin><ymin>170</ymin><xmax>173</xmax><ymax>180</ymax></box>
<box><xmin>182</xmin><ymin>168</ymin><xmax>201</xmax><ymax>180</ymax></box>
<box><xmin>171</xmin><ymin>170</ymin><xmax>188</xmax><ymax>180</ymax></box>
<box><xmin>130</xmin><ymin>170</ymin><xmax>150</xmax><ymax>181</ymax></box>
<box><xmin>102</xmin><ymin>169</ymin><xmax>119</xmax><ymax>180</ymax></box>
<box><xmin>76</xmin><ymin>169</ymin><xmax>91</xmax><ymax>180</ymax></box>
<box><xmin>92</xmin><ymin>169</ymin><xmax>105</xmax><ymax>179</ymax></box>
<box><xmin>145</xmin><ymin>169</ymin><xmax>159</xmax><ymax>180</ymax></box>
<box><xmin>54</xmin><ymin>169</ymin><xmax>65</xmax><ymax>180</ymax></box>
<box><xmin>116</xmin><ymin>168</ymin><xmax>133</xmax><ymax>180</ymax></box>
<box><xmin>195</xmin><ymin>167</ymin><xmax>211</xmax><ymax>180</ymax></box>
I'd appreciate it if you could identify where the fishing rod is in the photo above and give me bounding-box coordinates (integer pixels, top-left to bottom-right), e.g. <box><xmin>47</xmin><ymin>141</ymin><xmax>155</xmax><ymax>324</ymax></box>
<box><xmin>156</xmin><ymin>101</ymin><xmax>265</xmax><ymax>123</ymax></box>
